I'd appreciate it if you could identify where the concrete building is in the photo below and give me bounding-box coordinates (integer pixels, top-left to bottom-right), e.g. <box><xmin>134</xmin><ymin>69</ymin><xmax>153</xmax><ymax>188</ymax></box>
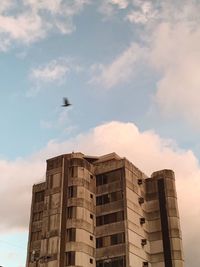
<box><xmin>26</xmin><ymin>152</ymin><xmax>184</xmax><ymax>267</ymax></box>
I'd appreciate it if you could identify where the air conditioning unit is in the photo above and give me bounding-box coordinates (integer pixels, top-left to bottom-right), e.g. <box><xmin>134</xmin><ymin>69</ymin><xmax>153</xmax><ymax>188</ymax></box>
<box><xmin>140</xmin><ymin>217</ymin><xmax>145</xmax><ymax>225</ymax></box>
<box><xmin>138</xmin><ymin>179</ymin><xmax>143</xmax><ymax>185</ymax></box>
<box><xmin>141</xmin><ymin>239</ymin><xmax>147</xmax><ymax>246</ymax></box>
<box><xmin>138</xmin><ymin>197</ymin><xmax>144</xmax><ymax>204</ymax></box>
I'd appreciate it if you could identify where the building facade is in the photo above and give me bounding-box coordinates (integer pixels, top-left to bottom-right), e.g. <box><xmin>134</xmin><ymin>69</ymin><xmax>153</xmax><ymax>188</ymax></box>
<box><xmin>26</xmin><ymin>152</ymin><xmax>184</xmax><ymax>267</ymax></box>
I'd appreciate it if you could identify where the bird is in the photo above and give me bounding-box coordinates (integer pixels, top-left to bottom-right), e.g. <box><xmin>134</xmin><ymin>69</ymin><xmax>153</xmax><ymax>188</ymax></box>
<box><xmin>61</xmin><ymin>97</ymin><xmax>71</xmax><ymax>107</ymax></box>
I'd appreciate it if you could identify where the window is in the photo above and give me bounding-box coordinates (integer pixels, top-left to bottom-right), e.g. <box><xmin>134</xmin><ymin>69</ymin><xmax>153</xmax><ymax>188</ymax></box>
<box><xmin>90</xmin><ymin>214</ymin><xmax>94</xmax><ymax>219</ymax></box>
<box><xmin>96</xmin><ymin>233</ymin><xmax>125</xmax><ymax>248</ymax></box>
<box><xmin>138</xmin><ymin>197</ymin><xmax>144</xmax><ymax>204</ymax></box>
<box><xmin>110</xmin><ymin>233</ymin><xmax>125</xmax><ymax>245</ymax></box>
<box><xmin>47</xmin><ymin>157</ymin><xmax>62</xmax><ymax>171</ymax></box>
<box><xmin>67</xmin><ymin>207</ymin><xmax>76</xmax><ymax>219</ymax></box>
<box><xmin>96</xmin><ymin>211</ymin><xmax>124</xmax><ymax>226</ymax></box>
<box><xmin>31</xmin><ymin>231</ymin><xmax>41</xmax><ymax>242</ymax></box>
<box><xmin>96</xmin><ymin>191</ymin><xmax>123</xmax><ymax>206</ymax></box>
<box><xmin>67</xmin><ymin>228</ymin><xmax>76</xmax><ymax>241</ymax></box>
<box><xmin>33</xmin><ymin>211</ymin><xmax>43</xmax><ymax>222</ymax></box>
<box><xmin>141</xmin><ymin>239</ymin><xmax>147</xmax><ymax>246</ymax></box>
<box><xmin>140</xmin><ymin>218</ymin><xmax>145</xmax><ymax>225</ymax></box>
<box><xmin>90</xmin><ymin>194</ymin><xmax>93</xmax><ymax>199</ymax></box>
<box><xmin>96</xmin><ymin>169</ymin><xmax>122</xmax><ymax>186</ymax></box>
<box><xmin>65</xmin><ymin>251</ymin><xmax>75</xmax><ymax>266</ymax></box>
<box><xmin>96</xmin><ymin>237</ymin><xmax>103</xmax><ymax>248</ymax></box>
<box><xmin>90</xmin><ymin>258</ymin><xmax>93</xmax><ymax>264</ymax></box>
<box><xmin>70</xmin><ymin>166</ymin><xmax>78</xmax><ymax>178</ymax></box>
<box><xmin>96</xmin><ymin>256</ymin><xmax>126</xmax><ymax>267</ymax></box>
<box><xmin>90</xmin><ymin>235</ymin><xmax>93</xmax><ymax>241</ymax></box>
<box><xmin>35</xmin><ymin>191</ymin><xmax>44</xmax><ymax>203</ymax></box>
<box><xmin>68</xmin><ymin>186</ymin><xmax>77</xmax><ymax>198</ymax></box>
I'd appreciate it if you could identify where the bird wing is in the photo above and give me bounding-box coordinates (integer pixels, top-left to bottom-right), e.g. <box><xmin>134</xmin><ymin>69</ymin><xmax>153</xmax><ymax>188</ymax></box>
<box><xmin>63</xmin><ymin>97</ymin><xmax>69</xmax><ymax>105</ymax></box>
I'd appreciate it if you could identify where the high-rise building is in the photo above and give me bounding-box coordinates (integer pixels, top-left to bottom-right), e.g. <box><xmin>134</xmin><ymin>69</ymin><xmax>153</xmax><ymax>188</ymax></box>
<box><xmin>26</xmin><ymin>152</ymin><xmax>184</xmax><ymax>267</ymax></box>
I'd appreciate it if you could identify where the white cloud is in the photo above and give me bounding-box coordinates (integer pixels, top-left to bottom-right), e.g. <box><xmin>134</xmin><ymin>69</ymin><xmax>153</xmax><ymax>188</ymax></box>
<box><xmin>0</xmin><ymin>0</ymin><xmax>14</xmax><ymax>14</ymax></box>
<box><xmin>90</xmin><ymin>43</ymin><xmax>145</xmax><ymax>89</ymax></box>
<box><xmin>94</xmin><ymin>1</ymin><xmax>200</xmax><ymax>126</ymax></box>
<box><xmin>109</xmin><ymin>0</ymin><xmax>129</xmax><ymax>9</ymax></box>
<box><xmin>127</xmin><ymin>1</ymin><xmax>158</xmax><ymax>24</ymax></box>
<box><xmin>0</xmin><ymin>13</ymin><xmax>46</xmax><ymax>45</ymax></box>
<box><xmin>99</xmin><ymin>0</ymin><xmax>129</xmax><ymax>17</ymax></box>
<box><xmin>149</xmin><ymin>22</ymin><xmax>200</xmax><ymax>126</ymax></box>
<box><xmin>0</xmin><ymin>158</ymin><xmax>44</xmax><ymax>232</ymax></box>
<box><xmin>30</xmin><ymin>59</ymin><xmax>70</xmax><ymax>83</ymax></box>
<box><xmin>0</xmin><ymin>121</ymin><xmax>199</xmax><ymax>265</ymax></box>
<box><xmin>0</xmin><ymin>0</ymin><xmax>90</xmax><ymax>51</ymax></box>
<box><xmin>28</xmin><ymin>58</ymin><xmax>81</xmax><ymax>96</ymax></box>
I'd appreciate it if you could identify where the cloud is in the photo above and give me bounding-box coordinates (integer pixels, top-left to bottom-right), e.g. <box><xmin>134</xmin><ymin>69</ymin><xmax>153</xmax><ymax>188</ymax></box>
<box><xmin>99</xmin><ymin>0</ymin><xmax>129</xmax><ymax>17</ymax></box>
<box><xmin>30</xmin><ymin>59</ymin><xmax>70</xmax><ymax>83</ymax></box>
<box><xmin>126</xmin><ymin>1</ymin><xmax>158</xmax><ymax>24</ymax></box>
<box><xmin>0</xmin><ymin>0</ymin><xmax>90</xmax><ymax>51</ymax></box>
<box><xmin>89</xmin><ymin>43</ymin><xmax>145</xmax><ymax>89</ymax></box>
<box><xmin>0</xmin><ymin>121</ymin><xmax>199</xmax><ymax>265</ymax></box>
<box><xmin>28</xmin><ymin>58</ymin><xmax>81</xmax><ymax>96</ymax></box>
<box><xmin>149</xmin><ymin>22</ymin><xmax>200</xmax><ymax>126</ymax></box>
<box><xmin>0</xmin><ymin>13</ymin><xmax>46</xmax><ymax>45</ymax></box>
<box><xmin>0</xmin><ymin>0</ymin><xmax>14</xmax><ymax>14</ymax></box>
<box><xmin>93</xmin><ymin>1</ymin><xmax>200</xmax><ymax>126</ymax></box>
<box><xmin>0</xmin><ymin>158</ymin><xmax>44</xmax><ymax>232</ymax></box>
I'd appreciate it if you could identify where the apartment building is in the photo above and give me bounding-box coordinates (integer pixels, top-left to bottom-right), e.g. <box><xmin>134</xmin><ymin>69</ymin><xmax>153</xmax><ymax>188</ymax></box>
<box><xmin>26</xmin><ymin>152</ymin><xmax>184</xmax><ymax>267</ymax></box>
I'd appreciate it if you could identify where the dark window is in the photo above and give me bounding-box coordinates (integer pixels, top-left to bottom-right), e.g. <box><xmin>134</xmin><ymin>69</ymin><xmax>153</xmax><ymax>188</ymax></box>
<box><xmin>90</xmin><ymin>214</ymin><xmax>94</xmax><ymax>219</ymax></box>
<box><xmin>90</xmin><ymin>175</ymin><xmax>93</xmax><ymax>179</ymax></box>
<box><xmin>47</xmin><ymin>157</ymin><xmax>62</xmax><ymax>171</ymax></box>
<box><xmin>141</xmin><ymin>239</ymin><xmax>147</xmax><ymax>246</ymax></box>
<box><xmin>96</xmin><ymin>233</ymin><xmax>125</xmax><ymax>248</ymax></box>
<box><xmin>67</xmin><ymin>228</ymin><xmax>76</xmax><ymax>241</ymax></box>
<box><xmin>96</xmin><ymin>169</ymin><xmax>122</xmax><ymax>186</ymax></box>
<box><xmin>68</xmin><ymin>186</ymin><xmax>77</xmax><ymax>198</ymax></box>
<box><xmin>90</xmin><ymin>258</ymin><xmax>93</xmax><ymax>264</ymax></box>
<box><xmin>110</xmin><ymin>233</ymin><xmax>125</xmax><ymax>245</ymax></box>
<box><xmin>35</xmin><ymin>191</ymin><xmax>44</xmax><ymax>203</ymax></box>
<box><xmin>96</xmin><ymin>256</ymin><xmax>126</xmax><ymax>267</ymax></box>
<box><xmin>138</xmin><ymin>197</ymin><xmax>144</xmax><ymax>204</ymax></box>
<box><xmin>90</xmin><ymin>235</ymin><xmax>93</xmax><ymax>241</ymax></box>
<box><xmin>65</xmin><ymin>251</ymin><xmax>75</xmax><ymax>266</ymax></box>
<box><xmin>96</xmin><ymin>211</ymin><xmax>124</xmax><ymax>226</ymax></box>
<box><xmin>67</xmin><ymin>207</ymin><xmax>76</xmax><ymax>219</ymax></box>
<box><xmin>96</xmin><ymin>191</ymin><xmax>123</xmax><ymax>206</ymax></box>
<box><xmin>90</xmin><ymin>194</ymin><xmax>93</xmax><ymax>199</ymax></box>
<box><xmin>96</xmin><ymin>237</ymin><xmax>103</xmax><ymax>248</ymax></box>
<box><xmin>33</xmin><ymin>211</ymin><xmax>43</xmax><ymax>222</ymax></box>
<box><xmin>70</xmin><ymin>166</ymin><xmax>78</xmax><ymax>177</ymax></box>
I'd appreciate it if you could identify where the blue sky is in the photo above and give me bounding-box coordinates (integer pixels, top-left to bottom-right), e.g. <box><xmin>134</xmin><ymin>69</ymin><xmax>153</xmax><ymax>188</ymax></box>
<box><xmin>0</xmin><ymin>0</ymin><xmax>200</xmax><ymax>266</ymax></box>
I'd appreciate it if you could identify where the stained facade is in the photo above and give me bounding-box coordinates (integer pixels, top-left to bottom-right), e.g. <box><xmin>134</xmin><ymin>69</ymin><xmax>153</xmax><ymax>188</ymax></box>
<box><xmin>26</xmin><ymin>152</ymin><xmax>184</xmax><ymax>267</ymax></box>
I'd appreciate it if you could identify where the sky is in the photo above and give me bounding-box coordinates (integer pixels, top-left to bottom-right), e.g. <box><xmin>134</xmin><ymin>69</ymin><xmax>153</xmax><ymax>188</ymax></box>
<box><xmin>0</xmin><ymin>0</ymin><xmax>200</xmax><ymax>266</ymax></box>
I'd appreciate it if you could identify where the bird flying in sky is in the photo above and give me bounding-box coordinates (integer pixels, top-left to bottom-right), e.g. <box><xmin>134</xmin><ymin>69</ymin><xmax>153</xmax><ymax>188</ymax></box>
<box><xmin>62</xmin><ymin>97</ymin><xmax>71</xmax><ymax>107</ymax></box>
